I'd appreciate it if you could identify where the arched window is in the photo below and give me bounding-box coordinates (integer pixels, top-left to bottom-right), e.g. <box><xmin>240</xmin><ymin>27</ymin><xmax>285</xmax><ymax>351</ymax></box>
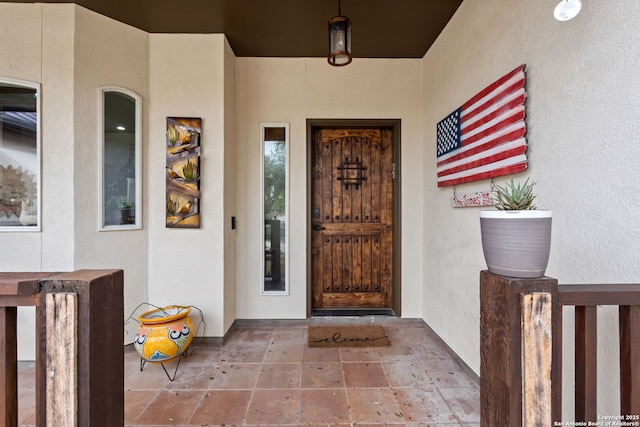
<box><xmin>99</xmin><ymin>87</ymin><xmax>142</xmax><ymax>230</ymax></box>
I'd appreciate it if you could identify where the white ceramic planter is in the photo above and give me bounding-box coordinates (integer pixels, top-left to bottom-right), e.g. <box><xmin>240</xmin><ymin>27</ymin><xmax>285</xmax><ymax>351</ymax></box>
<box><xmin>480</xmin><ymin>210</ymin><xmax>552</xmax><ymax>278</ymax></box>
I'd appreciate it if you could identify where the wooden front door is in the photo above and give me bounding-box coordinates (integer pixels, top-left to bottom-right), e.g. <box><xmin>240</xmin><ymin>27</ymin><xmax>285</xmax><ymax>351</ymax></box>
<box><xmin>311</xmin><ymin>127</ymin><xmax>394</xmax><ymax>310</ymax></box>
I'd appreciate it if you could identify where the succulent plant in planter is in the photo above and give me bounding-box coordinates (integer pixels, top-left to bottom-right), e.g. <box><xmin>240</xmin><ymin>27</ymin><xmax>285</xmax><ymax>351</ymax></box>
<box><xmin>480</xmin><ymin>178</ymin><xmax>552</xmax><ymax>278</ymax></box>
<box><xmin>493</xmin><ymin>178</ymin><xmax>537</xmax><ymax>210</ymax></box>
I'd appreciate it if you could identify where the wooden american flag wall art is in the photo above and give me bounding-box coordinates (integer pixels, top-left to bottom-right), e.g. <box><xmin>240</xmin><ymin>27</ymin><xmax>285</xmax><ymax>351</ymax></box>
<box><xmin>436</xmin><ymin>65</ymin><xmax>527</xmax><ymax>187</ymax></box>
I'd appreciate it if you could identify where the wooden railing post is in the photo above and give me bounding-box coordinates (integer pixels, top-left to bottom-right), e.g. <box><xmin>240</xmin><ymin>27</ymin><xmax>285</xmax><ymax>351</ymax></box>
<box><xmin>0</xmin><ymin>306</ymin><xmax>18</xmax><ymax>427</ymax></box>
<box><xmin>45</xmin><ymin>292</ymin><xmax>78</xmax><ymax>427</ymax></box>
<box><xmin>480</xmin><ymin>271</ymin><xmax>561</xmax><ymax>427</ymax></box>
<box><xmin>619</xmin><ymin>305</ymin><xmax>640</xmax><ymax>415</ymax></box>
<box><xmin>575</xmin><ymin>305</ymin><xmax>597</xmax><ymax>421</ymax></box>
<box><xmin>38</xmin><ymin>270</ymin><xmax>124</xmax><ymax>427</ymax></box>
<box><xmin>559</xmin><ymin>284</ymin><xmax>640</xmax><ymax>419</ymax></box>
<box><xmin>0</xmin><ymin>273</ymin><xmax>46</xmax><ymax>427</ymax></box>
<box><xmin>522</xmin><ymin>292</ymin><xmax>554</xmax><ymax>425</ymax></box>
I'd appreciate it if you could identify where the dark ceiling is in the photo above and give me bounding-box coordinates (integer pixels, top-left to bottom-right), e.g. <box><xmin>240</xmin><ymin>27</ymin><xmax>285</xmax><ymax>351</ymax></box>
<box><xmin>3</xmin><ymin>0</ymin><xmax>463</xmax><ymax>58</ymax></box>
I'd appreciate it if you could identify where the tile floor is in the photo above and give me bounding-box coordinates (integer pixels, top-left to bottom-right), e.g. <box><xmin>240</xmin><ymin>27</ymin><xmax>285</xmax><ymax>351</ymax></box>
<box><xmin>18</xmin><ymin>317</ymin><xmax>480</xmax><ymax>426</ymax></box>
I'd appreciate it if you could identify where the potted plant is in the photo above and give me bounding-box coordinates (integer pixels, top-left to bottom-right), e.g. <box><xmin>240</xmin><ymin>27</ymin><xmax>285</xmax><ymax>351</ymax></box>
<box><xmin>479</xmin><ymin>178</ymin><xmax>552</xmax><ymax>278</ymax></box>
<box><xmin>106</xmin><ymin>195</ymin><xmax>133</xmax><ymax>225</ymax></box>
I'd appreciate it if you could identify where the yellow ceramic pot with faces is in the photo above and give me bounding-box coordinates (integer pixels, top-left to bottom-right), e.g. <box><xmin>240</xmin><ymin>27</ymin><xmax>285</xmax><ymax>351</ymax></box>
<box><xmin>134</xmin><ymin>305</ymin><xmax>194</xmax><ymax>363</ymax></box>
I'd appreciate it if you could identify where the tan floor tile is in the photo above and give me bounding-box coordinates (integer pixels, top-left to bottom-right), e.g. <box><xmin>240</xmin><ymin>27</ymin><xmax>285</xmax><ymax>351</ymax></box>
<box><xmin>421</xmin><ymin>357</ymin><xmax>478</xmax><ymax>388</ymax></box>
<box><xmin>411</xmin><ymin>340</ymin><xmax>452</xmax><ymax>360</ymax></box>
<box><xmin>355</xmin><ymin>424</ymin><xmax>406</xmax><ymax>427</ymax></box>
<box><xmin>124</xmin><ymin>390</ymin><xmax>159</xmax><ymax>425</ymax></box>
<box><xmin>347</xmin><ymin>388</ymin><xmax>405</xmax><ymax>424</ymax></box>
<box><xmin>256</xmin><ymin>362</ymin><xmax>301</xmax><ymax>389</ymax></box>
<box><xmin>376</xmin><ymin>341</ymin><xmax>419</xmax><ymax>362</ymax></box>
<box><xmin>124</xmin><ymin>346</ymin><xmax>142</xmax><ymax>364</ymax></box>
<box><xmin>178</xmin><ymin>345</ymin><xmax>223</xmax><ymax>365</ymax></box>
<box><xmin>343</xmin><ymin>362</ymin><xmax>390</xmax><ymax>388</ymax></box>
<box><xmin>163</xmin><ymin>364</ymin><xmax>216</xmax><ymax>389</ymax></box>
<box><xmin>438</xmin><ymin>387</ymin><xmax>481</xmax><ymax>424</ymax></box>
<box><xmin>216</xmin><ymin>343</ymin><xmax>268</xmax><ymax>363</ymax></box>
<box><xmin>244</xmin><ymin>389</ymin><xmax>300</xmax><ymax>425</ymax></box>
<box><xmin>125</xmin><ymin>361</ymin><xmax>171</xmax><ymax>390</ymax></box>
<box><xmin>188</xmin><ymin>390</ymin><xmax>251</xmax><ymax>425</ymax></box>
<box><xmin>302</xmin><ymin>425</ymin><xmax>352</xmax><ymax>427</ymax></box>
<box><xmin>243</xmin><ymin>425</ymin><xmax>296</xmax><ymax>427</ymax></box>
<box><xmin>263</xmin><ymin>344</ymin><xmax>304</xmax><ymax>362</ymax></box>
<box><xmin>406</xmin><ymin>424</ymin><xmax>461</xmax><ymax>426</ymax></box>
<box><xmin>301</xmin><ymin>362</ymin><xmax>345</xmax><ymax>388</ymax></box>
<box><xmin>124</xmin><ymin>360</ymin><xmax>142</xmax><ymax>380</ymax></box>
<box><xmin>395</xmin><ymin>387</ymin><xmax>458</xmax><ymax>424</ymax></box>
<box><xmin>298</xmin><ymin>389</ymin><xmax>350</xmax><ymax>424</ymax></box>
<box><xmin>339</xmin><ymin>346</ymin><xmax>383</xmax><ymax>362</ymax></box>
<box><xmin>268</xmin><ymin>327</ymin><xmax>305</xmax><ymax>344</ymax></box>
<box><xmin>355</xmin><ymin>326</ymin><xmax>416</xmax><ymax>362</ymax></box>
<box><xmin>225</xmin><ymin>327</ymin><xmax>273</xmax><ymax>345</ymax></box>
<box><xmin>383</xmin><ymin>361</ymin><xmax>433</xmax><ymax>388</ymax></box>
<box><xmin>208</xmin><ymin>363</ymin><xmax>261</xmax><ymax>389</ymax></box>
<box><xmin>401</xmin><ymin>328</ymin><xmax>452</xmax><ymax>360</ymax></box>
<box><xmin>134</xmin><ymin>390</ymin><xmax>205</xmax><ymax>425</ymax></box>
<box><xmin>303</xmin><ymin>344</ymin><xmax>342</xmax><ymax>362</ymax></box>
<box><xmin>18</xmin><ymin>318</ymin><xmax>481</xmax><ymax>427</ymax></box>
<box><xmin>263</xmin><ymin>328</ymin><xmax>305</xmax><ymax>362</ymax></box>
<box><xmin>18</xmin><ymin>389</ymin><xmax>36</xmax><ymax>425</ymax></box>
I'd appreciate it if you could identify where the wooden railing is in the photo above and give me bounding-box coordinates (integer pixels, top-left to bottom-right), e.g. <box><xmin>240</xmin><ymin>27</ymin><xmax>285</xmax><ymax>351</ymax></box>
<box><xmin>0</xmin><ymin>270</ymin><xmax>123</xmax><ymax>427</ymax></box>
<box><xmin>480</xmin><ymin>271</ymin><xmax>640</xmax><ymax>426</ymax></box>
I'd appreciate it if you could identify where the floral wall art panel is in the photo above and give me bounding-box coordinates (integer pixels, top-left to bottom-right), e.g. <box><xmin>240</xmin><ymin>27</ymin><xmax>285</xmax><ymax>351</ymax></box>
<box><xmin>166</xmin><ymin>117</ymin><xmax>201</xmax><ymax>228</ymax></box>
<box><xmin>436</xmin><ymin>65</ymin><xmax>528</xmax><ymax>187</ymax></box>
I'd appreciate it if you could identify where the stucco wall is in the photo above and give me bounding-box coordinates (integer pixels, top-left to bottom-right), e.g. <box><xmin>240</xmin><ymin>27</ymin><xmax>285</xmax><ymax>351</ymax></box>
<box><xmin>223</xmin><ymin>39</ymin><xmax>237</xmax><ymax>333</ymax></box>
<box><xmin>0</xmin><ymin>4</ymin><xmax>53</xmax><ymax>273</ymax></box>
<box><xmin>234</xmin><ymin>58</ymin><xmax>425</xmax><ymax>319</ymax></box>
<box><xmin>0</xmin><ymin>4</ymin><xmax>78</xmax><ymax>271</ymax></box>
<box><xmin>148</xmin><ymin>34</ymin><xmax>229</xmax><ymax>337</ymax></box>
<box><xmin>0</xmin><ymin>4</ymin><xmax>150</xmax><ymax>355</ymax></box>
<box><xmin>71</xmin><ymin>5</ymin><xmax>150</xmax><ymax>344</ymax></box>
<box><xmin>234</xmin><ymin>58</ymin><xmax>305</xmax><ymax>318</ymax></box>
<box><xmin>422</xmin><ymin>0</ymin><xmax>640</xmax><ymax>416</ymax></box>
<box><xmin>0</xmin><ymin>3</ymin><xmax>72</xmax><ymax>360</ymax></box>
<box><xmin>0</xmin><ymin>4</ymin><xmax>150</xmax><ymax>357</ymax></box>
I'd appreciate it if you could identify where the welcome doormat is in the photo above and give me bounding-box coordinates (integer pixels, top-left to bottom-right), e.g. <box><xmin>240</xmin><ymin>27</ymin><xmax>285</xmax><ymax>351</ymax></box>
<box><xmin>308</xmin><ymin>325</ymin><xmax>390</xmax><ymax>347</ymax></box>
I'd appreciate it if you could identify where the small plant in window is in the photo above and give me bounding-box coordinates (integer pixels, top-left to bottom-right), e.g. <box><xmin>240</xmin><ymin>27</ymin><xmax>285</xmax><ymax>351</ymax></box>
<box><xmin>107</xmin><ymin>195</ymin><xmax>133</xmax><ymax>210</ymax></box>
<box><xmin>182</xmin><ymin>159</ymin><xmax>199</xmax><ymax>182</ymax></box>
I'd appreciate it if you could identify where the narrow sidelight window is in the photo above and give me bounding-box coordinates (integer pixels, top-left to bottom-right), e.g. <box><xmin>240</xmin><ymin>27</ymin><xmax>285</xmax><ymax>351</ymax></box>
<box><xmin>261</xmin><ymin>124</ymin><xmax>289</xmax><ymax>294</ymax></box>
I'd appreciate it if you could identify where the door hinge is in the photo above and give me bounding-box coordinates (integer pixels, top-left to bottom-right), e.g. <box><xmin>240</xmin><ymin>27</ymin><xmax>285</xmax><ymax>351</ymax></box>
<box><xmin>392</xmin><ymin>163</ymin><xmax>396</xmax><ymax>179</ymax></box>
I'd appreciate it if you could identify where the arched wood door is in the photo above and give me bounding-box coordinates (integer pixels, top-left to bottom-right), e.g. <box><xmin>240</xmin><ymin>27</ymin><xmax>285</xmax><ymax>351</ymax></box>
<box><xmin>311</xmin><ymin>127</ymin><xmax>394</xmax><ymax>310</ymax></box>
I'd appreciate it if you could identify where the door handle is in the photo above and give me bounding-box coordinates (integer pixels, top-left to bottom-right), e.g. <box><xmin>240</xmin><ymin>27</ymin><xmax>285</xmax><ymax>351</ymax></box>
<box><xmin>313</xmin><ymin>224</ymin><xmax>326</xmax><ymax>231</ymax></box>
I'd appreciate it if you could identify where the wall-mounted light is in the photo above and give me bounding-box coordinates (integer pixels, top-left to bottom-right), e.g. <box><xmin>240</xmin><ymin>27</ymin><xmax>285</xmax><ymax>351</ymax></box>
<box><xmin>554</xmin><ymin>0</ymin><xmax>582</xmax><ymax>21</ymax></box>
<box><xmin>328</xmin><ymin>0</ymin><xmax>352</xmax><ymax>66</ymax></box>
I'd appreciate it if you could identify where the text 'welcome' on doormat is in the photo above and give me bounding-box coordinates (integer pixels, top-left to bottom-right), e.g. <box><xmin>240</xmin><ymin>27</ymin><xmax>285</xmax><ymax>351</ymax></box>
<box><xmin>307</xmin><ymin>325</ymin><xmax>390</xmax><ymax>348</ymax></box>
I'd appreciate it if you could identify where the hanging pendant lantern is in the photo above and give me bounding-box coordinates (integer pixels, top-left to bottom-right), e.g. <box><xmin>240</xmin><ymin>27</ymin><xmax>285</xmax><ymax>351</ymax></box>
<box><xmin>328</xmin><ymin>0</ymin><xmax>352</xmax><ymax>66</ymax></box>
